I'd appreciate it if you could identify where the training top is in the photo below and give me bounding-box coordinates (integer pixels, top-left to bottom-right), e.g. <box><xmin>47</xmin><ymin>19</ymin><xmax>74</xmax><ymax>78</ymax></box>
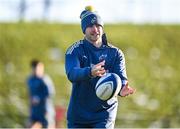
<box><xmin>65</xmin><ymin>39</ymin><xmax>128</xmax><ymax>124</ymax></box>
<box><xmin>27</xmin><ymin>75</ymin><xmax>49</xmax><ymax>123</ymax></box>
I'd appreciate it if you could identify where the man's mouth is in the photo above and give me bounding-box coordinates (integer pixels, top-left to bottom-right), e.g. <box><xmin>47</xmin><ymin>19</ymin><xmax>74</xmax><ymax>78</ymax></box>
<box><xmin>91</xmin><ymin>33</ymin><xmax>99</xmax><ymax>36</ymax></box>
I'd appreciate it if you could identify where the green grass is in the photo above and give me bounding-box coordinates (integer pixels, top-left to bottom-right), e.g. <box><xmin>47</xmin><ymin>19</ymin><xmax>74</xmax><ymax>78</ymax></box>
<box><xmin>0</xmin><ymin>22</ymin><xmax>180</xmax><ymax>128</ymax></box>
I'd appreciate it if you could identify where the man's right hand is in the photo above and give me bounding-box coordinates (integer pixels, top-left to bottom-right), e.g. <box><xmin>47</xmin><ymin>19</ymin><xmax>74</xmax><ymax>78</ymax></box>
<box><xmin>31</xmin><ymin>96</ymin><xmax>40</xmax><ymax>105</ymax></box>
<box><xmin>91</xmin><ymin>60</ymin><xmax>106</xmax><ymax>77</ymax></box>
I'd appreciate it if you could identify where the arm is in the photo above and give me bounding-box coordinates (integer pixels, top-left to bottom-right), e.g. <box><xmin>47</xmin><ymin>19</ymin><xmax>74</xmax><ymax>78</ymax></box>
<box><xmin>27</xmin><ymin>78</ymin><xmax>49</xmax><ymax>105</ymax></box>
<box><xmin>65</xmin><ymin>50</ymin><xmax>92</xmax><ymax>82</ymax></box>
<box><xmin>27</xmin><ymin>79</ymin><xmax>40</xmax><ymax>105</ymax></box>
<box><xmin>113</xmin><ymin>49</ymin><xmax>128</xmax><ymax>87</ymax></box>
<box><xmin>113</xmin><ymin>49</ymin><xmax>135</xmax><ymax>96</ymax></box>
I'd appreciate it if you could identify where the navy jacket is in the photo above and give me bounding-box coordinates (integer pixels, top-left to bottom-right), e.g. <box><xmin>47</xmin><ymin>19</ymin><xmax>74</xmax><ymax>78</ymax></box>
<box><xmin>27</xmin><ymin>75</ymin><xmax>49</xmax><ymax>122</ymax></box>
<box><xmin>65</xmin><ymin>39</ymin><xmax>128</xmax><ymax>124</ymax></box>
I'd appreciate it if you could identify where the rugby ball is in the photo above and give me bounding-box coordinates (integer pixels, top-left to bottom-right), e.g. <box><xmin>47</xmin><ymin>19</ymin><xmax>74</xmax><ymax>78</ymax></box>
<box><xmin>95</xmin><ymin>73</ymin><xmax>122</xmax><ymax>101</ymax></box>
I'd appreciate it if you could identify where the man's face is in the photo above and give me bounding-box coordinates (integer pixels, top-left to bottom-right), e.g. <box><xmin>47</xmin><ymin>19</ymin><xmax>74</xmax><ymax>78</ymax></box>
<box><xmin>34</xmin><ymin>63</ymin><xmax>44</xmax><ymax>77</ymax></box>
<box><xmin>85</xmin><ymin>24</ymin><xmax>103</xmax><ymax>44</ymax></box>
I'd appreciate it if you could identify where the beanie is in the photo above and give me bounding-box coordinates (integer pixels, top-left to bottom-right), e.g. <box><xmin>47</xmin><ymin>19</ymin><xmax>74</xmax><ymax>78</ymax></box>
<box><xmin>80</xmin><ymin>6</ymin><xmax>104</xmax><ymax>34</ymax></box>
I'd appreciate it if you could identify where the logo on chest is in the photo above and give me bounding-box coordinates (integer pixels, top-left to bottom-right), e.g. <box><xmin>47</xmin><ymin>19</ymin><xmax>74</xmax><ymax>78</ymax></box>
<box><xmin>99</xmin><ymin>54</ymin><xmax>107</xmax><ymax>62</ymax></box>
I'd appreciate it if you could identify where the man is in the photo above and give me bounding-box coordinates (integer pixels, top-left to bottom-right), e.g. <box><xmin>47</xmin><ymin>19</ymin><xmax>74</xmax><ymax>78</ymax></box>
<box><xmin>65</xmin><ymin>6</ymin><xmax>135</xmax><ymax>128</ymax></box>
<box><xmin>43</xmin><ymin>74</ymin><xmax>56</xmax><ymax>129</ymax></box>
<box><xmin>27</xmin><ymin>60</ymin><xmax>56</xmax><ymax>128</ymax></box>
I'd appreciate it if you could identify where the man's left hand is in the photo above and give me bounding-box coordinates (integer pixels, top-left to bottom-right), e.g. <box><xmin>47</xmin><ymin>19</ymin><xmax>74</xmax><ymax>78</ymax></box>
<box><xmin>120</xmin><ymin>82</ymin><xmax>136</xmax><ymax>97</ymax></box>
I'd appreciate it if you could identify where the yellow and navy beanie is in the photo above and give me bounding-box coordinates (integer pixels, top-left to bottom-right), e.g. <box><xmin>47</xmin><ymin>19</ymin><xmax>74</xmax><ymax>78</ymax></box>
<box><xmin>80</xmin><ymin>6</ymin><xmax>104</xmax><ymax>34</ymax></box>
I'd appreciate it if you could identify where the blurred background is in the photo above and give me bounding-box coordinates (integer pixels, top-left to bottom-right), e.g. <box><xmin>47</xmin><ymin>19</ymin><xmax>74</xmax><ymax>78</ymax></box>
<box><xmin>0</xmin><ymin>0</ymin><xmax>180</xmax><ymax>128</ymax></box>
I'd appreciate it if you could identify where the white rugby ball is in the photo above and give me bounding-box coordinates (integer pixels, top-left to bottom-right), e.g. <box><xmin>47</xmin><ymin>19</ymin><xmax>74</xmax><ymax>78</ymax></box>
<box><xmin>95</xmin><ymin>73</ymin><xmax>122</xmax><ymax>101</ymax></box>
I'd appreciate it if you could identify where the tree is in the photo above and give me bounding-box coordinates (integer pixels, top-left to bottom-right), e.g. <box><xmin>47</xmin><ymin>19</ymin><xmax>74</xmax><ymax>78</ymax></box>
<box><xmin>19</xmin><ymin>0</ymin><xmax>26</xmax><ymax>21</ymax></box>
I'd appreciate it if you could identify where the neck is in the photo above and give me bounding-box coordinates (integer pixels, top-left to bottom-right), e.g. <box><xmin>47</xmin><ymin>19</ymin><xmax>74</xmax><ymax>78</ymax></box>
<box><xmin>85</xmin><ymin>37</ymin><xmax>102</xmax><ymax>48</ymax></box>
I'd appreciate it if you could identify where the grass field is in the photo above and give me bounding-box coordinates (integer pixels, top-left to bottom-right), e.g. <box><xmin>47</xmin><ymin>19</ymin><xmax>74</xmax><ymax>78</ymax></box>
<box><xmin>0</xmin><ymin>22</ymin><xmax>180</xmax><ymax>128</ymax></box>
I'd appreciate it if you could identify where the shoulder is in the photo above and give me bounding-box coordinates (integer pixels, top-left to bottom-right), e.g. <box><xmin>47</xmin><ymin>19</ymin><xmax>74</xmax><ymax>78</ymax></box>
<box><xmin>27</xmin><ymin>75</ymin><xmax>43</xmax><ymax>83</ymax></box>
<box><xmin>66</xmin><ymin>40</ymin><xmax>84</xmax><ymax>55</ymax></box>
<box><xmin>27</xmin><ymin>75</ymin><xmax>34</xmax><ymax>83</ymax></box>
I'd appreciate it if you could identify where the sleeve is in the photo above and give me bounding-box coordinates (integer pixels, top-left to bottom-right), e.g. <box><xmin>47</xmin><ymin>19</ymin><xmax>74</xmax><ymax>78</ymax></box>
<box><xmin>65</xmin><ymin>45</ymin><xmax>92</xmax><ymax>82</ymax></box>
<box><xmin>113</xmin><ymin>49</ymin><xmax>128</xmax><ymax>88</ymax></box>
<box><xmin>27</xmin><ymin>78</ymin><xmax>41</xmax><ymax>104</ymax></box>
<box><xmin>43</xmin><ymin>81</ymin><xmax>49</xmax><ymax>98</ymax></box>
<box><xmin>27</xmin><ymin>77</ymin><xmax>49</xmax><ymax>105</ymax></box>
<box><xmin>27</xmin><ymin>78</ymin><xmax>37</xmax><ymax>98</ymax></box>
<box><xmin>38</xmin><ymin>80</ymin><xmax>49</xmax><ymax>101</ymax></box>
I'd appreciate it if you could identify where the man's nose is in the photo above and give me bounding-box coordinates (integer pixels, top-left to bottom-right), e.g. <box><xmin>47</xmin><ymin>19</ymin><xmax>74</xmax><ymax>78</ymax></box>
<box><xmin>92</xmin><ymin>25</ymin><xmax>98</xmax><ymax>32</ymax></box>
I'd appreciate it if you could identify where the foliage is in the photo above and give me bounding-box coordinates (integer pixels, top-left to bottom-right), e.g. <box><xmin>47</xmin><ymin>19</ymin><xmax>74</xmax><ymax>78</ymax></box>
<box><xmin>0</xmin><ymin>23</ymin><xmax>180</xmax><ymax>127</ymax></box>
